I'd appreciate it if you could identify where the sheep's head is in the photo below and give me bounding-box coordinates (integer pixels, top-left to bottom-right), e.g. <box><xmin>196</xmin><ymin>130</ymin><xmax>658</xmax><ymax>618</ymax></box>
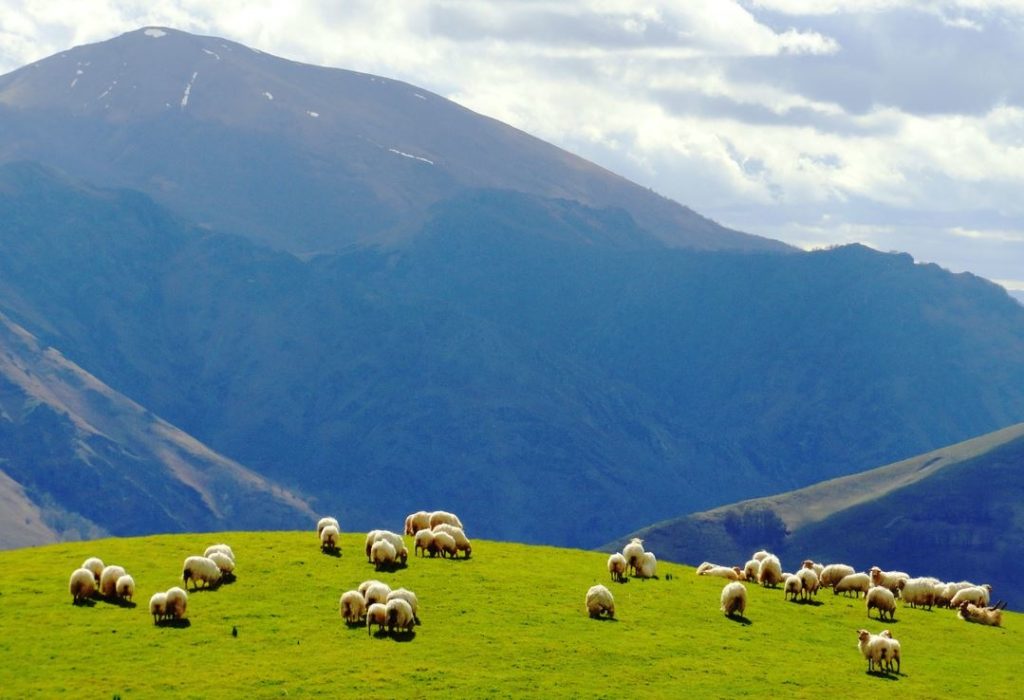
<box><xmin>880</xmin><ymin>629</ymin><xmax>892</xmax><ymax>638</ymax></box>
<box><xmin>802</xmin><ymin>560</ymin><xmax>814</xmax><ymax>569</ymax></box>
<box><xmin>857</xmin><ymin>629</ymin><xmax>870</xmax><ymax>642</ymax></box>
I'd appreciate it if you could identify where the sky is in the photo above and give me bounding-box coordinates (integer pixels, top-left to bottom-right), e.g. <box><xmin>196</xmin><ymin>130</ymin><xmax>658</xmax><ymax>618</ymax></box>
<box><xmin>2</xmin><ymin>0</ymin><xmax>1023</xmax><ymax>298</ymax></box>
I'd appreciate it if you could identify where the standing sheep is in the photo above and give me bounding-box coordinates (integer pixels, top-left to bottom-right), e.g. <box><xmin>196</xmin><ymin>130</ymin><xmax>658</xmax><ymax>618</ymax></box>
<box><xmin>99</xmin><ymin>565</ymin><xmax>127</xmax><ymax>599</ymax></box>
<box><xmin>339</xmin><ymin>590</ymin><xmax>366</xmax><ymax>624</ymax></box>
<box><xmin>317</xmin><ymin>517</ymin><xmax>340</xmax><ymax>539</ymax></box>
<box><xmin>149</xmin><ymin>592</ymin><xmax>167</xmax><ymax>623</ymax></box>
<box><xmin>608</xmin><ymin>553</ymin><xmax>628</xmax><ymax>583</ymax></box>
<box><xmin>585</xmin><ymin>584</ymin><xmax>615</xmax><ymax>619</ymax></box>
<box><xmin>385</xmin><ymin>598</ymin><xmax>416</xmax><ymax>634</ymax></box>
<box><xmin>720</xmin><ymin>582</ymin><xmax>747</xmax><ymax>618</ymax></box>
<box><xmin>371</xmin><ymin>539</ymin><xmax>398</xmax><ymax>571</ymax></box>
<box><xmin>869</xmin><ymin>566</ymin><xmax>909</xmax><ymax>594</ymax></box>
<box><xmin>834</xmin><ymin>572</ymin><xmax>871</xmax><ymax>598</ymax></box>
<box><xmin>366</xmin><ymin>603</ymin><xmax>388</xmax><ymax>636</ymax></box>
<box><xmin>320</xmin><ymin>524</ymin><xmax>341</xmax><ymax>553</ymax></box>
<box><xmin>69</xmin><ymin>568</ymin><xmax>96</xmax><ymax>604</ymax></box>
<box><xmin>949</xmin><ymin>585</ymin><xmax>992</xmax><ymax>608</ymax></box>
<box><xmin>879</xmin><ymin>629</ymin><xmax>902</xmax><ymax>673</ymax></box>
<box><xmin>742</xmin><ymin>559</ymin><xmax>761</xmax><ymax>582</ymax></box>
<box><xmin>81</xmin><ymin>557</ymin><xmax>105</xmax><ymax>584</ymax></box>
<box><xmin>636</xmin><ymin>552</ymin><xmax>657</xmax><ymax>579</ymax></box>
<box><xmin>182</xmin><ymin>555</ymin><xmax>222</xmax><ymax>590</ymax></box>
<box><xmin>783</xmin><ymin>574</ymin><xmax>803</xmax><ymax>602</ymax></box>
<box><xmin>362</xmin><ymin>581</ymin><xmax>392</xmax><ymax>607</ymax></box>
<box><xmin>404</xmin><ymin>511</ymin><xmax>432</xmax><ymax>535</ymax></box>
<box><xmin>758</xmin><ymin>555</ymin><xmax>784</xmax><ymax>588</ymax></box>
<box><xmin>164</xmin><ymin>587</ymin><xmax>188</xmax><ymax>621</ymax></box>
<box><xmin>898</xmin><ymin>577</ymin><xmax>941</xmax><ymax>609</ymax></box>
<box><xmin>622</xmin><ymin>539</ymin><xmax>645</xmax><ymax>577</ymax></box>
<box><xmin>752</xmin><ymin>550</ymin><xmax>770</xmax><ymax>562</ymax></box>
<box><xmin>818</xmin><ymin>564</ymin><xmax>856</xmax><ymax>589</ymax></box>
<box><xmin>796</xmin><ymin>568</ymin><xmax>819</xmax><ymax>599</ymax></box>
<box><xmin>867</xmin><ymin>586</ymin><xmax>897</xmax><ymax>621</ymax></box>
<box><xmin>204</xmin><ymin>544</ymin><xmax>235</xmax><ymax>562</ymax></box>
<box><xmin>433</xmin><ymin>524</ymin><xmax>472</xmax><ymax>558</ymax></box>
<box><xmin>432</xmin><ymin>531</ymin><xmax>457</xmax><ymax>559</ymax></box>
<box><xmin>414</xmin><ymin>529</ymin><xmax>436</xmax><ymax>557</ymax></box>
<box><xmin>115</xmin><ymin>574</ymin><xmax>135</xmax><ymax>602</ymax></box>
<box><xmin>387</xmin><ymin>588</ymin><xmax>421</xmax><ymax>624</ymax></box>
<box><xmin>208</xmin><ymin>551</ymin><xmax>236</xmax><ymax>577</ymax></box>
<box><xmin>428</xmin><ymin>511</ymin><xmax>464</xmax><ymax>530</ymax></box>
<box><xmin>856</xmin><ymin>629</ymin><xmax>889</xmax><ymax>673</ymax></box>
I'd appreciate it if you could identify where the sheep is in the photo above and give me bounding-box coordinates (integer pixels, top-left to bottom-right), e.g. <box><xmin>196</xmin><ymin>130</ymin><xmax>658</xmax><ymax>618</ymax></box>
<box><xmin>869</xmin><ymin>566</ymin><xmax>909</xmax><ymax>594</ymax></box>
<box><xmin>867</xmin><ymin>586</ymin><xmax>897</xmax><ymax>620</ymax></box>
<box><xmin>585</xmin><ymin>584</ymin><xmax>615</xmax><ymax>619</ymax></box>
<box><xmin>386</xmin><ymin>598</ymin><xmax>416</xmax><ymax>634</ymax></box>
<box><xmin>204</xmin><ymin>544</ymin><xmax>235</xmax><ymax>562</ymax></box>
<box><xmin>99</xmin><ymin>565</ymin><xmax>127</xmax><ymax>598</ymax></box>
<box><xmin>429</xmin><ymin>510</ymin><xmax>464</xmax><ymax>530</ymax></box>
<box><xmin>404</xmin><ymin>511</ymin><xmax>432</xmax><ymax>536</ymax></box>
<box><xmin>608</xmin><ymin>553</ymin><xmax>628</xmax><ymax>583</ymax></box>
<box><xmin>801</xmin><ymin>559</ymin><xmax>824</xmax><ymax>577</ymax></box>
<box><xmin>432</xmin><ymin>524</ymin><xmax>472</xmax><ymax>558</ymax></box>
<box><xmin>936</xmin><ymin>581</ymin><xmax>978</xmax><ymax>607</ymax></box>
<box><xmin>320</xmin><ymin>524</ymin><xmax>341</xmax><ymax>553</ymax></box>
<box><xmin>833</xmin><ymin>572</ymin><xmax>871</xmax><ymax>597</ymax></box>
<box><xmin>149</xmin><ymin>592</ymin><xmax>168</xmax><ymax>623</ymax></box>
<box><xmin>752</xmin><ymin>550</ymin><xmax>770</xmax><ymax>562</ymax></box>
<box><xmin>879</xmin><ymin>629</ymin><xmax>902</xmax><ymax>673</ymax></box>
<box><xmin>339</xmin><ymin>590</ymin><xmax>366</xmax><ymax>624</ymax></box>
<box><xmin>818</xmin><ymin>564</ymin><xmax>856</xmax><ymax>589</ymax></box>
<box><xmin>371</xmin><ymin>539</ymin><xmax>397</xmax><ymax>570</ymax></box>
<box><xmin>758</xmin><ymin>555</ymin><xmax>784</xmax><ymax>588</ymax></box>
<box><xmin>367</xmin><ymin>530</ymin><xmax>408</xmax><ymax>564</ymax></box>
<box><xmin>783</xmin><ymin>574</ymin><xmax>803</xmax><ymax>602</ymax></box>
<box><xmin>164</xmin><ymin>586</ymin><xmax>188</xmax><ymax>620</ymax></box>
<box><xmin>623</xmin><ymin>539</ymin><xmax>645</xmax><ymax>576</ymax></box>
<box><xmin>695</xmin><ymin>561</ymin><xmax>716</xmax><ymax>575</ymax></box>
<box><xmin>949</xmin><ymin>585</ymin><xmax>992</xmax><ymax>608</ymax></box>
<box><xmin>796</xmin><ymin>568</ymin><xmax>819</xmax><ymax>599</ymax></box>
<box><xmin>366</xmin><ymin>603</ymin><xmax>388</xmax><ymax>636</ymax></box>
<box><xmin>69</xmin><ymin>568</ymin><xmax>96</xmax><ymax>603</ymax></box>
<box><xmin>115</xmin><ymin>574</ymin><xmax>135</xmax><ymax>602</ymax></box>
<box><xmin>742</xmin><ymin>559</ymin><xmax>761</xmax><ymax>582</ymax></box>
<box><xmin>957</xmin><ymin>601</ymin><xmax>1003</xmax><ymax>627</ymax></box>
<box><xmin>699</xmin><ymin>565</ymin><xmax>742</xmax><ymax>580</ymax></box>
<box><xmin>387</xmin><ymin>588</ymin><xmax>420</xmax><ymax>624</ymax></box>
<box><xmin>208</xmin><ymin>551</ymin><xmax>236</xmax><ymax>575</ymax></box>
<box><xmin>81</xmin><ymin>557</ymin><xmax>105</xmax><ymax>584</ymax></box>
<box><xmin>182</xmin><ymin>555</ymin><xmax>222</xmax><ymax>590</ymax></box>
<box><xmin>362</xmin><ymin>581</ymin><xmax>392</xmax><ymax>607</ymax></box>
<box><xmin>432</xmin><ymin>531</ymin><xmax>457</xmax><ymax>558</ymax></box>
<box><xmin>414</xmin><ymin>529</ymin><xmax>436</xmax><ymax>557</ymax></box>
<box><xmin>720</xmin><ymin>582</ymin><xmax>747</xmax><ymax>617</ymax></box>
<box><xmin>856</xmin><ymin>629</ymin><xmax>889</xmax><ymax>673</ymax></box>
<box><xmin>898</xmin><ymin>577</ymin><xmax>942</xmax><ymax>609</ymax></box>
<box><xmin>317</xmin><ymin>516</ymin><xmax>340</xmax><ymax>539</ymax></box>
<box><xmin>637</xmin><ymin>552</ymin><xmax>658</xmax><ymax>579</ymax></box>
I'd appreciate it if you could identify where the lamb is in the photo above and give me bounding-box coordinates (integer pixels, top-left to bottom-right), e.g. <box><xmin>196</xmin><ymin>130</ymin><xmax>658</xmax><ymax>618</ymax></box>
<box><xmin>758</xmin><ymin>555</ymin><xmax>783</xmax><ymax>588</ymax></box>
<box><xmin>879</xmin><ymin>629</ymin><xmax>902</xmax><ymax>673</ymax></box>
<box><xmin>432</xmin><ymin>524</ymin><xmax>472</xmax><ymax>558</ymax></box>
<box><xmin>957</xmin><ymin>601</ymin><xmax>1003</xmax><ymax>627</ymax></box>
<box><xmin>742</xmin><ymin>559</ymin><xmax>761</xmax><ymax>582</ymax></box>
<box><xmin>783</xmin><ymin>574</ymin><xmax>803</xmax><ymax>602</ymax></box>
<box><xmin>208</xmin><ymin>551</ymin><xmax>236</xmax><ymax>575</ymax></box>
<box><xmin>623</xmin><ymin>539</ymin><xmax>645</xmax><ymax>577</ymax></box>
<box><xmin>182</xmin><ymin>555</ymin><xmax>222</xmax><ymax>590</ymax></box>
<box><xmin>608</xmin><ymin>553</ymin><xmax>628</xmax><ymax>583</ymax></box>
<box><xmin>818</xmin><ymin>564</ymin><xmax>856</xmax><ymax>589</ymax></box>
<box><xmin>361</xmin><ymin>581</ymin><xmax>392</xmax><ymax>607</ymax></box>
<box><xmin>720</xmin><ymin>582</ymin><xmax>747</xmax><ymax>617</ymax></box>
<box><xmin>366</xmin><ymin>603</ymin><xmax>388</xmax><ymax>636</ymax></box>
<box><xmin>371</xmin><ymin>539</ymin><xmax>398</xmax><ymax>571</ymax></box>
<box><xmin>164</xmin><ymin>586</ymin><xmax>188</xmax><ymax>620</ymax></box>
<box><xmin>115</xmin><ymin>574</ymin><xmax>135</xmax><ymax>602</ymax></box>
<box><xmin>387</xmin><ymin>588</ymin><xmax>420</xmax><ymax>624</ymax></box>
<box><xmin>867</xmin><ymin>586</ymin><xmax>897</xmax><ymax>620</ymax></box>
<box><xmin>833</xmin><ymin>572</ymin><xmax>871</xmax><ymax>597</ymax></box>
<box><xmin>320</xmin><ymin>524</ymin><xmax>341</xmax><ymax>553</ymax></box>
<box><xmin>856</xmin><ymin>629</ymin><xmax>889</xmax><ymax>673</ymax></box>
<box><xmin>586</xmin><ymin>584</ymin><xmax>615</xmax><ymax>619</ymax></box>
<box><xmin>81</xmin><ymin>557</ymin><xmax>105</xmax><ymax>584</ymax></box>
<box><xmin>149</xmin><ymin>592</ymin><xmax>167</xmax><ymax>623</ymax></box>
<box><xmin>339</xmin><ymin>590</ymin><xmax>366</xmax><ymax>624</ymax></box>
<box><xmin>414</xmin><ymin>529</ymin><xmax>436</xmax><ymax>557</ymax></box>
<box><xmin>317</xmin><ymin>516</ymin><xmax>340</xmax><ymax>539</ymax></box>
<box><xmin>69</xmin><ymin>568</ymin><xmax>96</xmax><ymax>603</ymax></box>
<box><xmin>404</xmin><ymin>511</ymin><xmax>432</xmax><ymax>536</ymax></box>
<box><xmin>385</xmin><ymin>598</ymin><xmax>416</xmax><ymax>634</ymax></box>
<box><xmin>637</xmin><ymin>551</ymin><xmax>657</xmax><ymax>579</ymax></box>
<box><xmin>898</xmin><ymin>577</ymin><xmax>942</xmax><ymax>609</ymax></box>
<box><xmin>699</xmin><ymin>565</ymin><xmax>742</xmax><ymax>581</ymax></box>
<box><xmin>204</xmin><ymin>543</ymin><xmax>235</xmax><ymax>561</ymax></box>
<box><xmin>428</xmin><ymin>510</ymin><xmax>464</xmax><ymax>530</ymax></box>
<box><xmin>949</xmin><ymin>585</ymin><xmax>992</xmax><ymax>608</ymax></box>
<box><xmin>432</xmin><ymin>531</ymin><xmax>457</xmax><ymax>558</ymax></box>
<box><xmin>99</xmin><ymin>565</ymin><xmax>127</xmax><ymax>598</ymax></box>
<box><xmin>869</xmin><ymin>566</ymin><xmax>909</xmax><ymax>594</ymax></box>
<box><xmin>796</xmin><ymin>568</ymin><xmax>819</xmax><ymax>599</ymax></box>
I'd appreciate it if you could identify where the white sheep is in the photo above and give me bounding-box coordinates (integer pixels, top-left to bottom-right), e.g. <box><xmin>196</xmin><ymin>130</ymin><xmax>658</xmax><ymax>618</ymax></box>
<box><xmin>869</xmin><ymin>566</ymin><xmax>909</xmax><ymax>594</ymax></box>
<box><xmin>414</xmin><ymin>529</ymin><xmax>436</xmax><ymax>557</ymax></box>
<box><xmin>752</xmin><ymin>550</ymin><xmax>770</xmax><ymax>562</ymax></box>
<box><xmin>339</xmin><ymin>590</ymin><xmax>366</xmax><ymax>624</ymax></box>
<box><xmin>700</xmin><ymin>565</ymin><xmax>743</xmax><ymax>581</ymax></box>
<box><xmin>204</xmin><ymin>543</ymin><xmax>235</xmax><ymax>561</ymax></box>
<box><xmin>608</xmin><ymin>553</ymin><xmax>628</xmax><ymax>583</ymax></box>
<box><xmin>404</xmin><ymin>511</ymin><xmax>432</xmax><ymax>535</ymax></box>
<box><xmin>586</xmin><ymin>584</ymin><xmax>615</xmax><ymax>619</ymax></box>
<box><xmin>636</xmin><ymin>551</ymin><xmax>657</xmax><ymax>579</ymax></box>
<box><xmin>99</xmin><ymin>565</ymin><xmax>127</xmax><ymax>598</ymax></box>
<box><xmin>371</xmin><ymin>539</ymin><xmax>398</xmax><ymax>571</ymax></box>
<box><xmin>432</xmin><ymin>524</ymin><xmax>471</xmax><ymax>558</ymax></box>
<box><xmin>385</xmin><ymin>598</ymin><xmax>416</xmax><ymax>634</ymax></box>
<box><xmin>833</xmin><ymin>572</ymin><xmax>871</xmax><ymax>597</ymax></box>
<box><xmin>867</xmin><ymin>586</ymin><xmax>897</xmax><ymax>620</ymax></box>
<box><xmin>432</xmin><ymin>531</ymin><xmax>457</xmax><ymax>558</ymax></box>
<box><xmin>758</xmin><ymin>555</ymin><xmax>783</xmax><ymax>588</ymax></box>
<box><xmin>387</xmin><ymin>588</ymin><xmax>420</xmax><ymax>624</ymax></box>
<box><xmin>783</xmin><ymin>574</ymin><xmax>803</xmax><ymax>602</ymax></box>
<box><xmin>208</xmin><ymin>551</ymin><xmax>236</xmax><ymax>575</ymax></box>
<box><xmin>720</xmin><ymin>582</ymin><xmax>747</xmax><ymax>617</ymax></box>
<box><xmin>818</xmin><ymin>564</ymin><xmax>856</xmax><ymax>589</ymax></box>
<box><xmin>182</xmin><ymin>555</ymin><xmax>222</xmax><ymax>590</ymax></box>
<box><xmin>742</xmin><ymin>559</ymin><xmax>760</xmax><ymax>582</ymax></box>
<box><xmin>81</xmin><ymin>557</ymin><xmax>105</xmax><ymax>584</ymax></box>
<box><xmin>366</xmin><ymin>603</ymin><xmax>388</xmax><ymax>636</ymax></box>
<box><xmin>898</xmin><ymin>577</ymin><xmax>942</xmax><ymax>609</ymax></box>
<box><xmin>69</xmin><ymin>568</ymin><xmax>96</xmax><ymax>603</ymax></box>
<box><xmin>695</xmin><ymin>562</ymin><xmax>716</xmax><ymax>575</ymax></box>
<box><xmin>801</xmin><ymin>560</ymin><xmax>824</xmax><ymax>577</ymax></box>
<box><xmin>957</xmin><ymin>601</ymin><xmax>1003</xmax><ymax>627</ymax></box>
<box><xmin>856</xmin><ymin>629</ymin><xmax>889</xmax><ymax>673</ymax></box>
<box><xmin>949</xmin><ymin>585</ymin><xmax>992</xmax><ymax>608</ymax></box>
<box><xmin>429</xmin><ymin>510</ymin><xmax>464</xmax><ymax>530</ymax></box>
<box><xmin>317</xmin><ymin>516</ymin><xmax>340</xmax><ymax>539</ymax></box>
<box><xmin>115</xmin><ymin>574</ymin><xmax>135</xmax><ymax>602</ymax></box>
<box><xmin>796</xmin><ymin>568</ymin><xmax>819</xmax><ymax>599</ymax></box>
<box><xmin>320</xmin><ymin>524</ymin><xmax>341</xmax><ymax>553</ymax></box>
<box><xmin>165</xmin><ymin>586</ymin><xmax>188</xmax><ymax>620</ymax></box>
<box><xmin>367</xmin><ymin>530</ymin><xmax>408</xmax><ymax>564</ymax></box>
<box><xmin>149</xmin><ymin>592</ymin><xmax>168</xmax><ymax>623</ymax></box>
<box><xmin>623</xmin><ymin>539</ymin><xmax>645</xmax><ymax>577</ymax></box>
<box><xmin>936</xmin><ymin>581</ymin><xmax>977</xmax><ymax>607</ymax></box>
<box><xmin>362</xmin><ymin>581</ymin><xmax>392</xmax><ymax>607</ymax></box>
<box><xmin>879</xmin><ymin>629</ymin><xmax>902</xmax><ymax>673</ymax></box>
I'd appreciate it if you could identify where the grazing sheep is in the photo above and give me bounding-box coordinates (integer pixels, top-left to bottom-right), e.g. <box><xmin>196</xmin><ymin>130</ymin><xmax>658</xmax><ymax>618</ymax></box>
<box><xmin>783</xmin><ymin>575</ymin><xmax>803</xmax><ymax>602</ymax></box>
<box><xmin>404</xmin><ymin>511</ymin><xmax>432</xmax><ymax>536</ymax></box>
<box><xmin>182</xmin><ymin>555</ymin><xmax>222</xmax><ymax>590</ymax></box>
<box><xmin>720</xmin><ymin>582</ymin><xmax>747</xmax><ymax>617</ymax></box>
<box><xmin>99</xmin><ymin>565</ymin><xmax>127</xmax><ymax>598</ymax></box>
<box><xmin>608</xmin><ymin>553</ymin><xmax>628</xmax><ymax>583</ymax></box>
<box><xmin>637</xmin><ymin>552</ymin><xmax>658</xmax><ymax>579</ymax></box>
<box><xmin>699</xmin><ymin>565</ymin><xmax>743</xmax><ymax>581</ymax></box>
<box><xmin>204</xmin><ymin>544</ymin><xmax>235</xmax><ymax>562</ymax></box>
<box><xmin>81</xmin><ymin>557</ymin><xmax>105</xmax><ymax>584</ymax></box>
<box><xmin>320</xmin><ymin>524</ymin><xmax>341</xmax><ymax>553</ymax></box>
<box><xmin>867</xmin><ymin>586</ymin><xmax>897</xmax><ymax>620</ymax></box>
<box><xmin>879</xmin><ymin>629</ymin><xmax>902</xmax><ymax>673</ymax></box>
<box><xmin>950</xmin><ymin>585</ymin><xmax>992</xmax><ymax>608</ymax></box>
<box><xmin>69</xmin><ymin>568</ymin><xmax>96</xmax><ymax>603</ymax></box>
<box><xmin>818</xmin><ymin>564</ymin><xmax>856</xmax><ymax>589</ymax></box>
<box><xmin>387</xmin><ymin>588</ymin><xmax>420</xmax><ymax>624</ymax></box>
<box><xmin>386</xmin><ymin>598</ymin><xmax>416</xmax><ymax>634</ymax></box>
<box><xmin>432</xmin><ymin>531</ymin><xmax>457</xmax><ymax>558</ymax></box>
<box><xmin>428</xmin><ymin>510</ymin><xmax>464</xmax><ymax>530</ymax></box>
<box><xmin>752</xmin><ymin>550</ymin><xmax>770</xmax><ymax>562</ymax></box>
<box><xmin>834</xmin><ymin>572</ymin><xmax>871</xmax><ymax>597</ymax></box>
<box><xmin>366</xmin><ymin>603</ymin><xmax>388</xmax><ymax>636</ymax></box>
<box><xmin>371</xmin><ymin>539</ymin><xmax>397</xmax><ymax>570</ymax></box>
<box><xmin>432</xmin><ymin>524</ymin><xmax>471</xmax><ymax>558</ymax></box>
<box><xmin>797</xmin><ymin>568</ymin><xmax>819</xmax><ymax>599</ymax></box>
<box><xmin>358</xmin><ymin>579</ymin><xmax>385</xmax><ymax>596</ymax></box>
<box><xmin>869</xmin><ymin>567</ymin><xmax>909</xmax><ymax>594</ymax></box>
<box><xmin>362</xmin><ymin>581</ymin><xmax>392</xmax><ymax>607</ymax></box>
<box><xmin>801</xmin><ymin>560</ymin><xmax>824</xmax><ymax>577</ymax></box>
<box><xmin>317</xmin><ymin>516</ymin><xmax>340</xmax><ymax>539</ymax></box>
<box><xmin>957</xmin><ymin>601</ymin><xmax>1003</xmax><ymax>627</ymax></box>
<box><xmin>898</xmin><ymin>577</ymin><xmax>942</xmax><ymax>609</ymax></box>
<box><xmin>115</xmin><ymin>574</ymin><xmax>135</xmax><ymax>602</ymax></box>
<box><xmin>339</xmin><ymin>590</ymin><xmax>366</xmax><ymax>624</ymax></box>
<box><xmin>165</xmin><ymin>586</ymin><xmax>188</xmax><ymax>620</ymax></box>
<box><xmin>856</xmin><ymin>629</ymin><xmax>889</xmax><ymax>673</ymax></box>
<box><xmin>149</xmin><ymin>592</ymin><xmax>167</xmax><ymax>623</ymax></box>
<box><xmin>414</xmin><ymin>529</ymin><xmax>436</xmax><ymax>557</ymax></box>
<box><xmin>208</xmin><ymin>551</ymin><xmax>236</xmax><ymax>575</ymax></box>
<box><xmin>758</xmin><ymin>555</ymin><xmax>784</xmax><ymax>588</ymax></box>
<box><xmin>586</xmin><ymin>584</ymin><xmax>615</xmax><ymax>619</ymax></box>
<box><xmin>367</xmin><ymin>530</ymin><xmax>408</xmax><ymax>564</ymax></box>
<box><xmin>742</xmin><ymin>559</ymin><xmax>761</xmax><ymax>582</ymax></box>
<box><xmin>623</xmin><ymin>539</ymin><xmax>645</xmax><ymax>576</ymax></box>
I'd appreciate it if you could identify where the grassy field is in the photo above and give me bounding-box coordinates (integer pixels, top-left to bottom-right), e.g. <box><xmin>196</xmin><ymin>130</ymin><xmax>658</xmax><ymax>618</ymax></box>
<box><xmin>0</xmin><ymin>531</ymin><xmax>1018</xmax><ymax>698</ymax></box>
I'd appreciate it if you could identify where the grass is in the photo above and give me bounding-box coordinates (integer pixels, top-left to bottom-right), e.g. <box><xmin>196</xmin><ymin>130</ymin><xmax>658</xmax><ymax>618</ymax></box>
<box><xmin>0</xmin><ymin>531</ymin><xmax>1019</xmax><ymax>698</ymax></box>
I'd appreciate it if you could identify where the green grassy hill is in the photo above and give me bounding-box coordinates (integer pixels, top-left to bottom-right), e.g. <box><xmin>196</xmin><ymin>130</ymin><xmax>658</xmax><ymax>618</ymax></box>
<box><xmin>0</xmin><ymin>532</ymin><xmax>1018</xmax><ymax>698</ymax></box>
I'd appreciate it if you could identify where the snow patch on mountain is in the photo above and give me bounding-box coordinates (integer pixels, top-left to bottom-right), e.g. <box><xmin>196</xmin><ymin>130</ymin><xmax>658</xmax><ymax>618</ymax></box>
<box><xmin>388</xmin><ymin>148</ymin><xmax>433</xmax><ymax>165</ymax></box>
<box><xmin>181</xmin><ymin>71</ymin><xmax>198</xmax><ymax>109</ymax></box>
<box><xmin>144</xmin><ymin>28</ymin><xmax>166</xmax><ymax>38</ymax></box>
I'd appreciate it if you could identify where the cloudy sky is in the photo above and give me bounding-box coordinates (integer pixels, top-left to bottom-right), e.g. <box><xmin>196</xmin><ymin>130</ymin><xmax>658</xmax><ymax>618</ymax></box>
<box><xmin>2</xmin><ymin>1</ymin><xmax>1023</xmax><ymax>297</ymax></box>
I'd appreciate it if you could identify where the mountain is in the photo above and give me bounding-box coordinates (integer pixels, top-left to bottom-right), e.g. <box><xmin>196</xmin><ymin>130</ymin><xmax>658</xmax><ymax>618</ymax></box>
<box><xmin>0</xmin><ymin>26</ymin><xmax>788</xmax><ymax>256</ymax></box>
<box><xmin>610</xmin><ymin>423</ymin><xmax>1024</xmax><ymax>603</ymax></box>
<box><xmin>0</xmin><ymin>308</ymin><xmax>315</xmax><ymax>548</ymax></box>
<box><xmin>2</xmin><ymin>160</ymin><xmax>1024</xmax><ymax>548</ymax></box>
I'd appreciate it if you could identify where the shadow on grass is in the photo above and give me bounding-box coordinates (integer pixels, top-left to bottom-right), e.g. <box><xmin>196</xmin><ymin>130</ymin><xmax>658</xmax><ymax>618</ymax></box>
<box><xmin>866</xmin><ymin>670</ymin><xmax>901</xmax><ymax>681</ymax></box>
<box><xmin>794</xmin><ymin>598</ymin><xmax>824</xmax><ymax>607</ymax></box>
<box><xmin>372</xmin><ymin>562</ymin><xmax>409</xmax><ymax>573</ymax></box>
<box><xmin>73</xmin><ymin>598</ymin><xmax>97</xmax><ymax>607</ymax></box>
<box><xmin>345</xmin><ymin>620</ymin><xmax>365</xmax><ymax>630</ymax></box>
<box><xmin>156</xmin><ymin>618</ymin><xmax>191</xmax><ymax>629</ymax></box>
<box><xmin>321</xmin><ymin>548</ymin><xmax>342</xmax><ymax>558</ymax></box>
<box><xmin>391</xmin><ymin>630</ymin><xmax>416</xmax><ymax>643</ymax></box>
<box><xmin>725</xmin><ymin>614</ymin><xmax>752</xmax><ymax>626</ymax></box>
<box><xmin>589</xmin><ymin>616</ymin><xmax>619</xmax><ymax>623</ymax></box>
<box><xmin>220</xmin><ymin>573</ymin><xmax>237</xmax><ymax>585</ymax></box>
<box><xmin>110</xmin><ymin>598</ymin><xmax>137</xmax><ymax>609</ymax></box>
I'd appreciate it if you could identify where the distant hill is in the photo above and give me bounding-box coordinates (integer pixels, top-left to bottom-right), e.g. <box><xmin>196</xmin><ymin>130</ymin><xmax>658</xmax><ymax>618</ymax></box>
<box><xmin>610</xmin><ymin>423</ymin><xmax>1024</xmax><ymax>603</ymax></box>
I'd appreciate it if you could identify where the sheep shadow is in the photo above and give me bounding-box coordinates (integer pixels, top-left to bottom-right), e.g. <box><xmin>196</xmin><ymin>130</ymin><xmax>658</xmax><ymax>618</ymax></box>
<box><xmin>611</xmin><ymin>577</ymin><xmax>629</xmax><ymax>585</ymax></box>
<box><xmin>345</xmin><ymin>620</ymin><xmax>365</xmax><ymax>630</ymax></box>
<box><xmin>219</xmin><ymin>573</ymin><xmax>237</xmax><ymax>585</ymax></box>
<box><xmin>391</xmin><ymin>630</ymin><xmax>416</xmax><ymax>643</ymax></box>
<box><xmin>725</xmin><ymin>614</ymin><xmax>752</xmax><ymax>626</ymax></box>
<box><xmin>867</xmin><ymin>616</ymin><xmax>899</xmax><ymax>624</ymax></box>
<box><xmin>589</xmin><ymin>616</ymin><xmax>619</xmax><ymax>623</ymax></box>
<box><xmin>156</xmin><ymin>618</ymin><xmax>191</xmax><ymax>629</ymax></box>
<box><xmin>73</xmin><ymin>598</ymin><xmax>97</xmax><ymax>607</ymax></box>
<box><xmin>371</xmin><ymin>561</ymin><xmax>409</xmax><ymax>573</ymax></box>
<box><xmin>110</xmin><ymin>598</ymin><xmax>138</xmax><ymax>609</ymax></box>
<box><xmin>866</xmin><ymin>670</ymin><xmax>900</xmax><ymax>681</ymax></box>
<box><xmin>793</xmin><ymin>598</ymin><xmax>824</xmax><ymax>607</ymax></box>
<box><xmin>187</xmin><ymin>583</ymin><xmax>223</xmax><ymax>593</ymax></box>
<box><xmin>320</xmin><ymin>548</ymin><xmax>342</xmax><ymax>558</ymax></box>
